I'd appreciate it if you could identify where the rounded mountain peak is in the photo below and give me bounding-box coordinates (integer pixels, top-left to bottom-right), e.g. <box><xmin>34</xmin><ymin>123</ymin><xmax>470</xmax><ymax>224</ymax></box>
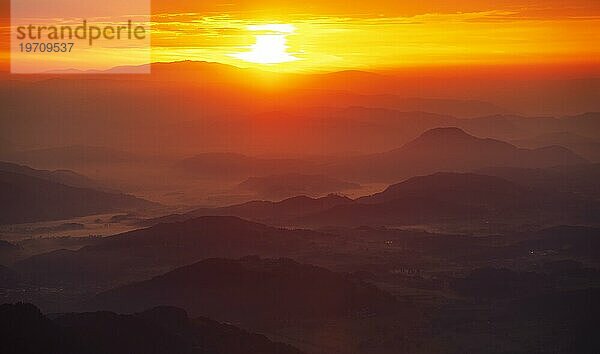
<box><xmin>418</xmin><ymin>127</ymin><xmax>472</xmax><ymax>140</ymax></box>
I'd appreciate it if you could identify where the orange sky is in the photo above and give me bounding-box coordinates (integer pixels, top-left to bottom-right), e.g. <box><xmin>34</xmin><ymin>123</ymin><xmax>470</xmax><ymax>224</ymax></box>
<box><xmin>1</xmin><ymin>0</ymin><xmax>599</xmax><ymax>73</ymax></box>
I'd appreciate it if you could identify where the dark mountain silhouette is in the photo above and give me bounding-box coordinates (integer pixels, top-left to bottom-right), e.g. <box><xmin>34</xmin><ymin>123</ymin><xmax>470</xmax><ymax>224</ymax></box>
<box><xmin>0</xmin><ymin>161</ymin><xmax>106</xmax><ymax>190</ymax></box>
<box><xmin>301</xmin><ymin>172</ymin><xmax>597</xmax><ymax>226</ymax></box>
<box><xmin>149</xmin><ymin>62</ymin><xmax>513</xmax><ymax>117</ymax></box>
<box><xmin>512</xmin><ymin>131</ymin><xmax>600</xmax><ymax>162</ymax></box>
<box><xmin>93</xmin><ymin>257</ymin><xmax>396</xmax><ymax>322</ymax></box>
<box><xmin>250</xmin><ymin>107</ymin><xmax>462</xmax><ymax>153</ymax></box>
<box><xmin>236</xmin><ymin>173</ymin><xmax>360</xmax><ymax>200</ymax></box>
<box><xmin>2</xmin><ymin>61</ymin><xmax>599</xmax><ymax>354</ymax></box>
<box><xmin>145</xmin><ymin>194</ymin><xmax>354</xmax><ymax>226</ymax></box>
<box><xmin>458</xmin><ymin>114</ymin><xmax>560</xmax><ymax>140</ymax></box>
<box><xmin>144</xmin><ymin>171</ymin><xmax>597</xmax><ymax>228</ymax></box>
<box><xmin>286</xmin><ymin>109</ymin><xmax>599</xmax><ymax>155</ymax></box>
<box><xmin>59</xmin><ymin>61</ymin><xmax>509</xmax><ymax>116</ymax></box>
<box><xmin>476</xmin><ymin>164</ymin><xmax>600</xmax><ymax>198</ymax></box>
<box><xmin>358</xmin><ymin>172</ymin><xmax>526</xmax><ymax>205</ymax></box>
<box><xmin>15</xmin><ymin>216</ymin><xmax>328</xmax><ymax>286</ymax></box>
<box><xmin>443</xmin><ymin>112</ymin><xmax>600</xmax><ymax>141</ymax></box>
<box><xmin>255</xmin><ymin>108</ymin><xmax>594</xmax><ymax>153</ymax></box>
<box><xmin>561</xmin><ymin>112</ymin><xmax>600</xmax><ymax>136</ymax></box>
<box><xmin>329</xmin><ymin>127</ymin><xmax>588</xmax><ymax>182</ymax></box>
<box><xmin>0</xmin><ymin>170</ymin><xmax>156</xmax><ymax>224</ymax></box>
<box><xmin>0</xmin><ymin>303</ymin><xmax>302</xmax><ymax>354</ymax></box>
<box><xmin>0</xmin><ymin>63</ymin><xmax>510</xmax><ymax>157</ymax></box>
<box><xmin>381</xmin><ymin>97</ymin><xmax>509</xmax><ymax>118</ymax></box>
<box><xmin>271</xmin><ymin>91</ymin><xmax>508</xmax><ymax>118</ymax></box>
<box><xmin>2</xmin><ymin>61</ymin><xmax>598</xmax><ymax>155</ymax></box>
<box><xmin>34</xmin><ymin>61</ymin><xmax>599</xmax><ymax>115</ymax></box>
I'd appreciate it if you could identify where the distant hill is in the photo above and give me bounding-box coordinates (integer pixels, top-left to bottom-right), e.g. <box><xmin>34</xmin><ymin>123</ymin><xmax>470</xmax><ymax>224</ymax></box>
<box><xmin>2</xmin><ymin>61</ymin><xmax>598</xmax><ymax>155</ymax></box>
<box><xmin>148</xmin><ymin>62</ymin><xmax>511</xmax><ymax>117</ymax></box>
<box><xmin>358</xmin><ymin>172</ymin><xmax>526</xmax><ymax>206</ymax></box>
<box><xmin>0</xmin><ymin>161</ymin><xmax>107</xmax><ymax>191</ymax></box>
<box><xmin>84</xmin><ymin>61</ymin><xmax>510</xmax><ymax>116</ymax></box>
<box><xmin>457</xmin><ymin>114</ymin><xmax>564</xmax><ymax>140</ymax></box>
<box><xmin>300</xmin><ymin>172</ymin><xmax>597</xmax><ymax>227</ymax></box>
<box><xmin>15</xmin><ymin>216</ymin><xmax>329</xmax><ymax>286</ymax></box>
<box><xmin>461</xmin><ymin>112</ymin><xmax>600</xmax><ymax>140</ymax></box>
<box><xmin>476</xmin><ymin>164</ymin><xmax>600</xmax><ymax>198</ymax></box>
<box><xmin>236</xmin><ymin>173</ymin><xmax>360</xmax><ymax>200</ymax></box>
<box><xmin>512</xmin><ymin>131</ymin><xmax>600</xmax><ymax>162</ymax></box>
<box><xmin>0</xmin><ymin>63</ymin><xmax>513</xmax><ymax>157</ymax></box>
<box><xmin>0</xmin><ymin>170</ymin><xmax>155</xmax><ymax>224</ymax></box>
<box><xmin>145</xmin><ymin>171</ymin><xmax>597</xmax><ymax>228</ymax></box>
<box><xmin>93</xmin><ymin>257</ymin><xmax>395</xmax><ymax>322</ymax></box>
<box><xmin>329</xmin><ymin>127</ymin><xmax>588</xmax><ymax>182</ymax></box>
<box><xmin>378</xmin><ymin>97</ymin><xmax>509</xmax><ymax>118</ymax></box>
<box><xmin>145</xmin><ymin>194</ymin><xmax>354</xmax><ymax>226</ymax></box>
<box><xmin>562</xmin><ymin>112</ymin><xmax>600</xmax><ymax>136</ymax></box>
<box><xmin>0</xmin><ymin>303</ymin><xmax>302</xmax><ymax>354</ymax></box>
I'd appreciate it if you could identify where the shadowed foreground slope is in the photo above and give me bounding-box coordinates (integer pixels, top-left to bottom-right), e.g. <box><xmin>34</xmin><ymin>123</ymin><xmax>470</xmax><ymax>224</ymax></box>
<box><xmin>93</xmin><ymin>257</ymin><xmax>396</xmax><ymax>323</ymax></box>
<box><xmin>0</xmin><ymin>303</ymin><xmax>303</xmax><ymax>354</ymax></box>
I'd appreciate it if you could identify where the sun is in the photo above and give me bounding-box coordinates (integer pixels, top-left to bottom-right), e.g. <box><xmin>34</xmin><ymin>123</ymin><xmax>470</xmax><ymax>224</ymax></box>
<box><xmin>230</xmin><ymin>24</ymin><xmax>300</xmax><ymax>64</ymax></box>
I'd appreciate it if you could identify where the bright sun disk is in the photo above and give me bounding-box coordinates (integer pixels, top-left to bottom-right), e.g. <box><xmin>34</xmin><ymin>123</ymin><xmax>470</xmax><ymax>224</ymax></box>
<box><xmin>230</xmin><ymin>24</ymin><xmax>300</xmax><ymax>64</ymax></box>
